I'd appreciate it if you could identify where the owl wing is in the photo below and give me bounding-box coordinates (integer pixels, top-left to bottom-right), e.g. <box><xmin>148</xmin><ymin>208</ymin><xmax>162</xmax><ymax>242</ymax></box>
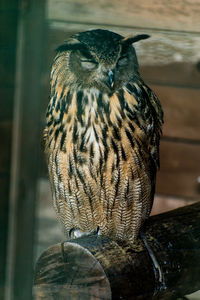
<box><xmin>140</xmin><ymin>82</ymin><xmax>163</xmax><ymax>214</ymax></box>
<box><xmin>143</xmin><ymin>82</ymin><xmax>163</xmax><ymax>169</ymax></box>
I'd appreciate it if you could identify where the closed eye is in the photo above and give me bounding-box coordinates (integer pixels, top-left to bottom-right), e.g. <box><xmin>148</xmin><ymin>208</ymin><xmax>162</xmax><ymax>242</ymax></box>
<box><xmin>117</xmin><ymin>56</ymin><xmax>128</xmax><ymax>67</ymax></box>
<box><xmin>80</xmin><ymin>60</ymin><xmax>98</xmax><ymax>70</ymax></box>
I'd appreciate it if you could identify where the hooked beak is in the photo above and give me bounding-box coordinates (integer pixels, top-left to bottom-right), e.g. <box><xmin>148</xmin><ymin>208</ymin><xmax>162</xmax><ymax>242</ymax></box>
<box><xmin>108</xmin><ymin>69</ymin><xmax>114</xmax><ymax>89</ymax></box>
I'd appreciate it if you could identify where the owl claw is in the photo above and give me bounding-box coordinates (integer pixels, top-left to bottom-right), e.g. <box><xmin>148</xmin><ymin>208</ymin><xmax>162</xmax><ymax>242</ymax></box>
<box><xmin>69</xmin><ymin>228</ymin><xmax>85</xmax><ymax>239</ymax></box>
<box><xmin>69</xmin><ymin>227</ymin><xmax>100</xmax><ymax>239</ymax></box>
<box><xmin>96</xmin><ymin>226</ymin><xmax>100</xmax><ymax>235</ymax></box>
<box><xmin>69</xmin><ymin>228</ymin><xmax>91</xmax><ymax>239</ymax></box>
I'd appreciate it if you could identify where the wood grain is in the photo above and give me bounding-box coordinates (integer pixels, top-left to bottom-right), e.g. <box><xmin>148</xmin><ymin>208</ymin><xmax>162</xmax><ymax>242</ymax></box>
<box><xmin>157</xmin><ymin>141</ymin><xmax>200</xmax><ymax>199</ymax></box>
<box><xmin>34</xmin><ymin>243</ymin><xmax>111</xmax><ymax>300</ymax></box>
<box><xmin>47</xmin><ymin>0</ymin><xmax>200</xmax><ymax>33</ymax></box>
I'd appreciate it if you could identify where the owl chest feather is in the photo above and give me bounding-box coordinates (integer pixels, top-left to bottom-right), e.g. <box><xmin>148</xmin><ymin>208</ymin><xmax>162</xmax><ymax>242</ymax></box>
<box><xmin>46</xmin><ymin>85</ymin><xmax>148</xmax><ymax>165</ymax></box>
<box><xmin>44</xmin><ymin>81</ymin><xmax>162</xmax><ymax>239</ymax></box>
<box><xmin>46</xmin><ymin>82</ymin><xmax>159</xmax><ymax>187</ymax></box>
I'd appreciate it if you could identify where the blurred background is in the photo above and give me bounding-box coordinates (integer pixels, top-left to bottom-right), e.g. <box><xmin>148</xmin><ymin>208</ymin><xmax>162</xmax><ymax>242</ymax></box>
<box><xmin>1</xmin><ymin>0</ymin><xmax>200</xmax><ymax>299</ymax></box>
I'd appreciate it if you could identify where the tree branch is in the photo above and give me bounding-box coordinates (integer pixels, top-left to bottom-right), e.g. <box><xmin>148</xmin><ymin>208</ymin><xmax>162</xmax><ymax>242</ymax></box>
<box><xmin>34</xmin><ymin>202</ymin><xmax>200</xmax><ymax>300</ymax></box>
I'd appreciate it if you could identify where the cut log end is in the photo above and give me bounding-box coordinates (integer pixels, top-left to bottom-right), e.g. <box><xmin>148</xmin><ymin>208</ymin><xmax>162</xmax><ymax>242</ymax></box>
<box><xmin>34</xmin><ymin>242</ymin><xmax>112</xmax><ymax>300</ymax></box>
<box><xmin>34</xmin><ymin>235</ymin><xmax>156</xmax><ymax>300</ymax></box>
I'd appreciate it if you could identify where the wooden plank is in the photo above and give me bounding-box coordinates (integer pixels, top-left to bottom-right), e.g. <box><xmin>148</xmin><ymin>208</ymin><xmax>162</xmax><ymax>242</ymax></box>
<box><xmin>48</xmin><ymin>23</ymin><xmax>200</xmax><ymax>66</ymax></box>
<box><xmin>156</xmin><ymin>141</ymin><xmax>200</xmax><ymax>199</ymax></box>
<box><xmin>141</xmin><ymin>63</ymin><xmax>200</xmax><ymax>89</ymax></box>
<box><xmin>5</xmin><ymin>1</ymin><xmax>46</xmax><ymax>300</ymax></box>
<box><xmin>47</xmin><ymin>0</ymin><xmax>200</xmax><ymax>33</ymax></box>
<box><xmin>152</xmin><ymin>85</ymin><xmax>200</xmax><ymax>141</ymax></box>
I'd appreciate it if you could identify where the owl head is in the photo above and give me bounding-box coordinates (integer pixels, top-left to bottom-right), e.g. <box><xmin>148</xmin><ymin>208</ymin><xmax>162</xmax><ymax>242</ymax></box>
<box><xmin>52</xmin><ymin>29</ymin><xmax>149</xmax><ymax>94</ymax></box>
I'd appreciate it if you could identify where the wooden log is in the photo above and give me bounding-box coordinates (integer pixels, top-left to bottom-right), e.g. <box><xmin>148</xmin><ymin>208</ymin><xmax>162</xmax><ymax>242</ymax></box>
<box><xmin>34</xmin><ymin>202</ymin><xmax>200</xmax><ymax>300</ymax></box>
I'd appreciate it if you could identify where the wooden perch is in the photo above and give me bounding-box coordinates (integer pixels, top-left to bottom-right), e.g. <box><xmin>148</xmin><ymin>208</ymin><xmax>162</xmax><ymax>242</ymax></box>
<box><xmin>33</xmin><ymin>202</ymin><xmax>200</xmax><ymax>300</ymax></box>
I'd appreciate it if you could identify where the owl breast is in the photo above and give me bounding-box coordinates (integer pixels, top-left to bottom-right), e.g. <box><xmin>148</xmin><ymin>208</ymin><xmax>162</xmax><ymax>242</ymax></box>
<box><xmin>45</xmin><ymin>81</ymin><xmax>162</xmax><ymax>243</ymax></box>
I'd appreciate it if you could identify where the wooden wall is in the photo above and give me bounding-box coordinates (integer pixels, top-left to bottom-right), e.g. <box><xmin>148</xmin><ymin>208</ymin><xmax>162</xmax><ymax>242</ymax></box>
<box><xmin>43</xmin><ymin>0</ymin><xmax>200</xmax><ymax>202</ymax></box>
<box><xmin>47</xmin><ymin>0</ymin><xmax>200</xmax><ymax>32</ymax></box>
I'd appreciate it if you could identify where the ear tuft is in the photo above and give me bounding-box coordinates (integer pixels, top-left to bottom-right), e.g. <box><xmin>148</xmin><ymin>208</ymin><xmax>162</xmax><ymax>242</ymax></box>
<box><xmin>120</xmin><ymin>34</ymin><xmax>150</xmax><ymax>46</ymax></box>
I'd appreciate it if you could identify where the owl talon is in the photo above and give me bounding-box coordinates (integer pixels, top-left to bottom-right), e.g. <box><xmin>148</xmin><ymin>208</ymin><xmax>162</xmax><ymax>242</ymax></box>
<box><xmin>96</xmin><ymin>226</ymin><xmax>100</xmax><ymax>235</ymax></box>
<box><xmin>69</xmin><ymin>227</ymin><xmax>100</xmax><ymax>239</ymax></box>
<box><xmin>69</xmin><ymin>228</ymin><xmax>89</xmax><ymax>239</ymax></box>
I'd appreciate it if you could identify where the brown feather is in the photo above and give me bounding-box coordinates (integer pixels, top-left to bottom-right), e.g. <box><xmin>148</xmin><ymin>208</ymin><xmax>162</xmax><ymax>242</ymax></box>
<box><xmin>44</xmin><ymin>29</ymin><xmax>163</xmax><ymax>243</ymax></box>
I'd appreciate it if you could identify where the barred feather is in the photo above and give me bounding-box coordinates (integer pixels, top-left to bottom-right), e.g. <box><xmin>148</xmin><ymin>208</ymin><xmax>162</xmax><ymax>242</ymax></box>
<box><xmin>44</xmin><ymin>29</ymin><xmax>163</xmax><ymax>243</ymax></box>
<box><xmin>44</xmin><ymin>81</ymin><xmax>162</xmax><ymax>242</ymax></box>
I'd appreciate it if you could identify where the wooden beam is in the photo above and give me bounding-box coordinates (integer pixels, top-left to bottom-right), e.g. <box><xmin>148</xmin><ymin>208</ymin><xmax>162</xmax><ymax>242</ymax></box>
<box><xmin>34</xmin><ymin>202</ymin><xmax>200</xmax><ymax>299</ymax></box>
<box><xmin>0</xmin><ymin>1</ymin><xmax>19</xmax><ymax>299</ymax></box>
<box><xmin>5</xmin><ymin>1</ymin><xmax>46</xmax><ymax>300</ymax></box>
<box><xmin>47</xmin><ymin>0</ymin><xmax>200</xmax><ymax>33</ymax></box>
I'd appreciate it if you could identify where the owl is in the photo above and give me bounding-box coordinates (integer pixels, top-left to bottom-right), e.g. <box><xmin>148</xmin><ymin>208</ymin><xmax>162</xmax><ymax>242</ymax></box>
<box><xmin>44</xmin><ymin>29</ymin><xmax>163</xmax><ymax>244</ymax></box>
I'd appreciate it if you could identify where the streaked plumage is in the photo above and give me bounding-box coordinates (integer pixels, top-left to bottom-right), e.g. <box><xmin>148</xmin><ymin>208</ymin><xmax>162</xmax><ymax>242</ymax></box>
<box><xmin>44</xmin><ymin>29</ymin><xmax>163</xmax><ymax>243</ymax></box>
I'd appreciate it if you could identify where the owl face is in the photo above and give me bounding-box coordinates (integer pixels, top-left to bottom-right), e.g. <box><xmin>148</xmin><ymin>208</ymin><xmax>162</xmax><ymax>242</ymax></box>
<box><xmin>54</xmin><ymin>29</ymin><xmax>149</xmax><ymax>94</ymax></box>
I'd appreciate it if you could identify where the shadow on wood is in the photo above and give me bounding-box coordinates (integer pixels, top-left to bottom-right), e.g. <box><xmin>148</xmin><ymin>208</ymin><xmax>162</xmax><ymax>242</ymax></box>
<box><xmin>33</xmin><ymin>202</ymin><xmax>200</xmax><ymax>300</ymax></box>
